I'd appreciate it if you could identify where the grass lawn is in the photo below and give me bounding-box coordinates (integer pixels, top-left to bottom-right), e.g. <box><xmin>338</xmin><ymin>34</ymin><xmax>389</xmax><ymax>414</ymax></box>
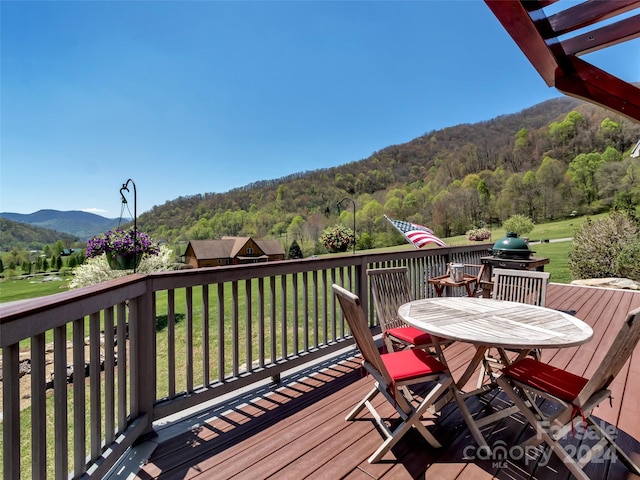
<box><xmin>0</xmin><ymin>275</ymin><xmax>71</xmax><ymax>303</ymax></box>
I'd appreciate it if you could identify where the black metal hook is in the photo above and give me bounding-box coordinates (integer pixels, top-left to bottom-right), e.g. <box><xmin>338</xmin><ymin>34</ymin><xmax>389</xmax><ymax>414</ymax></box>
<box><xmin>119</xmin><ymin>179</ymin><xmax>137</xmax><ymax>272</ymax></box>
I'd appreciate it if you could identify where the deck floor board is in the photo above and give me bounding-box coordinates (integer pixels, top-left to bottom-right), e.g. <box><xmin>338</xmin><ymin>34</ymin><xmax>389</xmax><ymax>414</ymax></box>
<box><xmin>134</xmin><ymin>284</ymin><xmax>640</xmax><ymax>480</ymax></box>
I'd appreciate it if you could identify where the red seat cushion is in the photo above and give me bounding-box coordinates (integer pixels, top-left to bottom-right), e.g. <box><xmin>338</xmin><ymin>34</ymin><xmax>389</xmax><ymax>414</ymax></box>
<box><xmin>387</xmin><ymin>326</ymin><xmax>434</xmax><ymax>346</ymax></box>
<box><xmin>502</xmin><ymin>357</ymin><xmax>588</xmax><ymax>402</ymax></box>
<box><xmin>381</xmin><ymin>348</ymin><xmax>447</xmax><ymax>382</ymax></box>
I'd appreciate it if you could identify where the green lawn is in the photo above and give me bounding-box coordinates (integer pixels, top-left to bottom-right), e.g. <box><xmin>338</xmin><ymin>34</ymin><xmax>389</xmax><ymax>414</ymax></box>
<box><xmin>0</xmin><ymin>276</ymin><xmax>72</xmax><ymax>303</ymax></box>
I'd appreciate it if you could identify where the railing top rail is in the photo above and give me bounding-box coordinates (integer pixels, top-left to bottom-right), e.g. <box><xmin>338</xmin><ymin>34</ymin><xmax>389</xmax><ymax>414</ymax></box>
<box><xmin>0</xmin><ymin>242</ymin><xmax>492</xmax><ymax>346</ymax></box>
<box><xmin>0</xmin><ymin>274</ymin><xmax>147</xmax><ymax>347</ymax></box>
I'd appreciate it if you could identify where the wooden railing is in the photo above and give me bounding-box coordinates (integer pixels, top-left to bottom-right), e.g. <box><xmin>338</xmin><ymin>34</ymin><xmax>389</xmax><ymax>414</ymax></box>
<box><xmin>0</xmin><ymin>243</ymin><xmax>490</xmax><ymax>479</ymax></box>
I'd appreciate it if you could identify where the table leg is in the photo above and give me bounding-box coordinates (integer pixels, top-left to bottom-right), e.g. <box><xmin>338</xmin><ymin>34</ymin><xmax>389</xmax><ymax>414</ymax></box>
<box><xmin>456</xmin><ymin>346</ymin><xmax>488</xmax><ymax>391</ymax></box>
<box><xmin>430</xmin><ymin>339</ymin><xmax>490</xmax><ymax>449</ymax></box>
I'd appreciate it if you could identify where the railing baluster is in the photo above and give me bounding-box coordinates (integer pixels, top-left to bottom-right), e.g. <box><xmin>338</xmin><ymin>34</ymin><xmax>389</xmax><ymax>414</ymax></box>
<box><xmin>104</xmin><ymin>306</ymin><xmax>115</xmax><ymax>446</ymax></box>
<box><xmin>232</xmin><ymin>281</ymin><xmax>239</xmax><ymax>377</ymax></box>
<box><xmin>54</xmin><ymin>324</ymin><xmax>68</xmax><ymax>480</ymax></box>
<box><xmin>31</xmin><ymin>332</ymin><xmax>46</xmax><ymax>478</ymax></box>
<box><xmin>186</xmin><ymin>286</ymin><xmax>194</xmax><ymax>392</ymax></box>
<box><xmin>303</xmin><ymin>271</ymin><xmax>309</xmax><ymax>351</ymax></box>
<box><xmin>245</xmin><ymin>279</ymin><xmax>253</xmax><ymax>372</ymax></box>
<box><xmin>269</xmin><ymin>276</ymin><xmax>276</xmax><ymax>363</ymax></box>
<box><xmin>168</xmin><ymin>289</ymin><xmax>176</xmax><ymax>398</ymax></box>
<box><xmin>292</xmin><ymin>273</ymin><xmax>299</xmax><ymax>354</ymax></box>
<box><xmin>313</xmin><ymin>270</ymin><xmax>319</xmax><ymax>348</ymax></box>
<box><xmin>117</xmin><ymin>302</ymin><xmax>127</xmax><ymax>431</ymax></box>
<box><xmin>258</xmin><ymin>277</ymin><xmax>265</xmax><ymax>369</ymax></box>
<box><xmin>90</xmin><ymin>312</ymin><xmax>102</xmax><ymax>460</ymax></box>
<box><xmin>73</xmin><ymin>317</ymin><xmax>86</xmax><ymax>475</ymax></box>
<box><xmin>217</xmin><ymin>283</ymin><xmax>225</xmax><ymax>382</ymax></box>
<box><xmin>3</xmin><ymin>342</ymin><xmax>20</xmax><ymax>479</ymax></box>
<box><xmin>202</xmin><ymin>284</ymin><xmax>210</xmax><ymax>385</ymax></box>
<box><xmin>321</xmin><ymin>270</ymin><xmax>328</xmax><ymax>345</ymax></box>
<box><xmin>281</xmin><ymin>275</ymin><xmax>287</xmax><ymax>359</ymax></box>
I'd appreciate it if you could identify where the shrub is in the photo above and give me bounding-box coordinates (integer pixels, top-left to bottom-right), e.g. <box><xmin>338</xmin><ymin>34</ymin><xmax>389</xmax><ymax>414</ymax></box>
<box><xmin>616</xmin><ymin>239</ymin><xmax>640</xmax><ymax>281</ymax></box>
<box><xmin>70</xmin><ymin>245</ymin><xmax>175</xmax><ymax>288</ymax></box>
<box><xmin>502</xmin><ymin>215</ymin><xmax>534</xmax><ymax>237</ymax></box>
<box><xmin>568</xmin><ymin>211</ymin><xmax>638</xmax><ymax>279</ymax></box>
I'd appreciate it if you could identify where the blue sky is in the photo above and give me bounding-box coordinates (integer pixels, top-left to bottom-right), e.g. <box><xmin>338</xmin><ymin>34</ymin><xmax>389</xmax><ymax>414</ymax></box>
<box><xmin>1</xmin><ymin>1</ymin><xmax>638</xmax><ymax>219</ymax></box>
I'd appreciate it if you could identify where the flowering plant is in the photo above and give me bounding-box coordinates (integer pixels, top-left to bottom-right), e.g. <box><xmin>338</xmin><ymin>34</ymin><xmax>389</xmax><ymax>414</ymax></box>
<box><xmin>466</xmin><ymin>227</ymin><xmax>492</xmax><ymax>241</ymax></box>
<box><xmin>320</xmin><ymin>224</ymin><xmax>355</xmax><ymax>252</ymax></box>
<box><xmin>85</xmin><ymin>228</ymin><xmax>160</xmax><ymax>259</ymax></box>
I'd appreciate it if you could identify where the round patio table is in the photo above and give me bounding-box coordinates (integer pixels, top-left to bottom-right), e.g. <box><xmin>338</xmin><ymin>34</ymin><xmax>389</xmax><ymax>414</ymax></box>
<box><xmin>398</xmin><ymin>296</ymin><xmax>593</xmax><ymax>449</ymax></box>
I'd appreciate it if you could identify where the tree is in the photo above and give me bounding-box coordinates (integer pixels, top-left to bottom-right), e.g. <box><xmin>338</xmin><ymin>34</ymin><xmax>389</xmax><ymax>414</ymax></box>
<box><xmin>53</xmin><ymin>240</ymin><xmax>64</xmax><ymax>256</ymax></box>
<box><xmin>521</xmin><ymin>171</ymin><xmax>540</xmax><ymax>220</ymax></box>
<box><xmin>287</xmin><ymin>215</ymin><xmax>305</xmax><ymax>243</ymax></box>
<box><xmin>502</xmin><ymin>214</ymin><xmax>534</xmax><ymax>237</ymax></box>
<box><xmin>287</xmin><ymin>240</ymin><xmax>303</xmax><ymax>259</ymax></box>
<box><xmin>535</xmin><ymin>156</ymin><xmax>566</xmax><ymax>220</ymax></box>
<box><xmin>567</xmin><ymin>152</ymin><xmax>604</xmax><ymax>204</ymax></box>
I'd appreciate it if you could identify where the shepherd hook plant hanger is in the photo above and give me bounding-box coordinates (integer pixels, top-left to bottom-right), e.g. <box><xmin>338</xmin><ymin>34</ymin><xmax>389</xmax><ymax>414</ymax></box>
<box><xmin>119</xmin><ymin>178</ymin><xmax>137</xmax><ymax>272</ymax></box>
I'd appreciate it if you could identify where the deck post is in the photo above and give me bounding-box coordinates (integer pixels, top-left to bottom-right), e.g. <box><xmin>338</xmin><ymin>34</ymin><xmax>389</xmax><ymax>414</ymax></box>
<box><xmin>130</xmin><ymin>280</ymin><xmax>155</xmax><ymax>436</ymax></box>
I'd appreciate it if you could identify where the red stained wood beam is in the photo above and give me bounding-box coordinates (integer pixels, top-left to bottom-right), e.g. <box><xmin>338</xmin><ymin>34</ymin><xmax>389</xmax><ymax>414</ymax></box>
<box><xmin>546</xmin><ymin>0</ymin><xmax>640</xmax><ymax>37</ymax></box>
<box><xmin>556</xmin><ymin>56</ymin><xmax>640</xmax><ymax>122</ymax></box>
<box><xmin>561</xmin><ymin>14</ymin><xmax>640</xmax><ymax>56</ymax></box>
<box><xmin>485</xmin><ymin>0</ymin><xmax>559</xmax><ymax>86</ymax></box>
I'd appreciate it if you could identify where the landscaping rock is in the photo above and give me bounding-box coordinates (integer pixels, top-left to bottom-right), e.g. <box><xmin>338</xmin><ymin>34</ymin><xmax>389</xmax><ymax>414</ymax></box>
<box><xmin>570</xmin><ymin>278</ymin><xmax>640</xmax><ymax>290</ymax></box>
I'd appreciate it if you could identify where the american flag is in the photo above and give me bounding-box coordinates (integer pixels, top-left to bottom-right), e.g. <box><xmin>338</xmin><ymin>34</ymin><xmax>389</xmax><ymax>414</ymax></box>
<box><xmin>385</xmin><ymin>216</ymin><xmax>446</xmax><ymax>248</ymax></box>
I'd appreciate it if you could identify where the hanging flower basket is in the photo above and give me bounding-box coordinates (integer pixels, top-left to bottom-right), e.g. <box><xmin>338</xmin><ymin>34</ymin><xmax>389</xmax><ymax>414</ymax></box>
<box><xmin>106</xmin><ymin>252</ymin><xmax>142</xmax><ymax>271</ymax></box>
<box><xmin>320</xmin><ymin>224</ymin><xmax>354</xmax><ymax>253</ymax></box>
<box><xmin>466</xmin><ymin>227</ymin><xmax>492</xmax><ymax>241</ymax></box>
<box><xmin>86</xmin><ymin>227</ymin><xmax>160</xmax><ymax>270</ymax></box>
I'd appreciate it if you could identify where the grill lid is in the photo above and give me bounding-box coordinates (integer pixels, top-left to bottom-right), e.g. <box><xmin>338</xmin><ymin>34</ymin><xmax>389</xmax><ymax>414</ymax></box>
<box><xmin>491</xmin><ymin>232</ymin><xmax>534</xmax><ymax>259</ymax></box>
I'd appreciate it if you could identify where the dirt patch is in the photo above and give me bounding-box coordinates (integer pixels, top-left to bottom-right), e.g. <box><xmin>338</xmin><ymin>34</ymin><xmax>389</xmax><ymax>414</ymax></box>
<box><xmin>0</xmin><ymin>340</ymin><xmax>103</xmax><ymax>413</ymax></box>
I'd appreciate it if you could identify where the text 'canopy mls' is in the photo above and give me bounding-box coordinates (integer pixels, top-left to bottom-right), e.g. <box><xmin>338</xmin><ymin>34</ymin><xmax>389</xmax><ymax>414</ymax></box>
<box><xmin>385</xmin><ymin>216</ymin><xmax>446</xmax><ymax>248</ymax></box>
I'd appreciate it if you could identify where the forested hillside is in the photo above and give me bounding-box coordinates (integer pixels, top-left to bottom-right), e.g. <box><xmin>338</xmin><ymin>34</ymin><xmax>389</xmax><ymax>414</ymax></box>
<box><xmin>0</xmin><ymin>209</ymin><xmax>123</xmax><ymax>241</ymax></box>
<box><xmin>0</xmin><ymin>218</ymin><xmax>79</xmax><ymax>251</ymax></box>
<box><xmin>137</xmin><ymin>96</ymin><xmax>640</xmax><ymax>255</ymax></box>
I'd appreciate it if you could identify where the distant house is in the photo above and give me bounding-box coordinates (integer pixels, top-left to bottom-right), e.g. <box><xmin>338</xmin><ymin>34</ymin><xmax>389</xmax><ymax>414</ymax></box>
<box><xmin>182</xmin><ymin>237</ymin><xmax>286</xmax><ymax>268</ymax></box>
<box><xmin>631</xmin><ymin>139</ymin><xmax>640</xmax><ymax>158</ymax></box>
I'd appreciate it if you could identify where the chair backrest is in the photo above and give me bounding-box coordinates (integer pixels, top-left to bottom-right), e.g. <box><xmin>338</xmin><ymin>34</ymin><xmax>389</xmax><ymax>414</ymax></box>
<box><xmin>367</xmin><ymin>267</ymin><xmax>412</xmax><ymax>332</ymax></box>
<box><xmin>492</xmin><ymin>268</ymin><xmax>550</xmax><ymax>306</ymax></box>
<box><xmin>462</xmin><ymin>263</ymin><xmax>487</xmax><ymax>296</ymax></box>
<box><xmin>332</xmin><ymin>284</ymin><xmax>391</xmax><ymax>384</ymax></box>
<box><xmin>575</xmin><ymin>306</ymin><xmax>640</xmax><ymax>407</ymax></box>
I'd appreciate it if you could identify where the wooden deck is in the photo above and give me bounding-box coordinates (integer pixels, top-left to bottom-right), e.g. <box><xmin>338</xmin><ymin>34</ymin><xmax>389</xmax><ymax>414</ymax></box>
<box><xmin>124</xmin><ymin>283</ymin><xmax>640</xmax><ymax>480</ymax></box>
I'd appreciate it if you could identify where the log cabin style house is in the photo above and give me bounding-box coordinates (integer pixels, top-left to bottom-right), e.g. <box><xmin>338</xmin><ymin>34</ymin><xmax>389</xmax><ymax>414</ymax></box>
<box><xmin>182</xmin><ymin>236</ymin><xmax>286</xmax><ymax>268</ymax></box>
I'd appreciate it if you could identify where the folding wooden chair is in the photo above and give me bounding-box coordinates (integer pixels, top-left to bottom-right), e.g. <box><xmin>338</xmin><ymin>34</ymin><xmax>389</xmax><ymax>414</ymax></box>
<box><xmin>367</xmin><ymin>267</ymin><xmax>443</xmax><ymax>353</ymax></box>
<box><xmin>333</xmin><ymin>283</ymin><xmax>454</xmax><ymax>463</ymax></box>
<box><xmin>492</xmin><ymin>268</ymin><xmax>550</xmax><ymax>306</ymax></box>
<box><xmin>497</xmin><ymin>307</ymin><xmax>640</xmax><ymax>480</ymax></box>
<box><xmin>478</xmin><ymin>268</ymin><xmax>550</xmax><ymax>387</ymax></box>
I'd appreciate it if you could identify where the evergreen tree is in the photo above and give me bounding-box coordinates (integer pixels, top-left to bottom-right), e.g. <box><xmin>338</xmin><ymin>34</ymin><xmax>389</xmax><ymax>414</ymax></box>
<box><xmin>287</xmin><ymin>240</ymin><xmax>304</xmax><ymax>259</ymax></box>
<box><xmin>0</xmin><ymin>257</ymin><xmax>4</xmax><ymax>273</ymax></box>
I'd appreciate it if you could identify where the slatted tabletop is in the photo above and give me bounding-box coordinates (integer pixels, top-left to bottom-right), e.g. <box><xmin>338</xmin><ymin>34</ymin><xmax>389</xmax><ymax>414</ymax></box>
<box><xmin>398</xmin><ymin>297</ymin><xmax>593</xmax><ymax>350</ymax></box>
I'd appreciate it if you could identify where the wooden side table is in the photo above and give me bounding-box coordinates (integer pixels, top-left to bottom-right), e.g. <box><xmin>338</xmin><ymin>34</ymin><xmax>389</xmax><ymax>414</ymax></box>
<box><xmin>428</xmin><ymin>273</ymin><xmax>478</xmax><ymax>297</ymax></box>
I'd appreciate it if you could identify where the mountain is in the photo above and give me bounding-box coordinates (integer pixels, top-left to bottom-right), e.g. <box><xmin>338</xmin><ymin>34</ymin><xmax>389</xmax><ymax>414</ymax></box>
<box><xmin>135</xmin><ymin>96</ymin><xmax>640</xmax><ymax>246</ymax></box>
<box><xmin>4</xmin><ymin>96</ymin><xmax>639</xmax><ymax>252</ymax></box>
<box><xmin>0</xmin><ymin>210</ymin><xmax>127</xmax><ymax>241</ymax></box>
<box><xmin>0</xmin><ymin>218</ymin><xmax>79</xmax><ymax>251</ymax></box>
